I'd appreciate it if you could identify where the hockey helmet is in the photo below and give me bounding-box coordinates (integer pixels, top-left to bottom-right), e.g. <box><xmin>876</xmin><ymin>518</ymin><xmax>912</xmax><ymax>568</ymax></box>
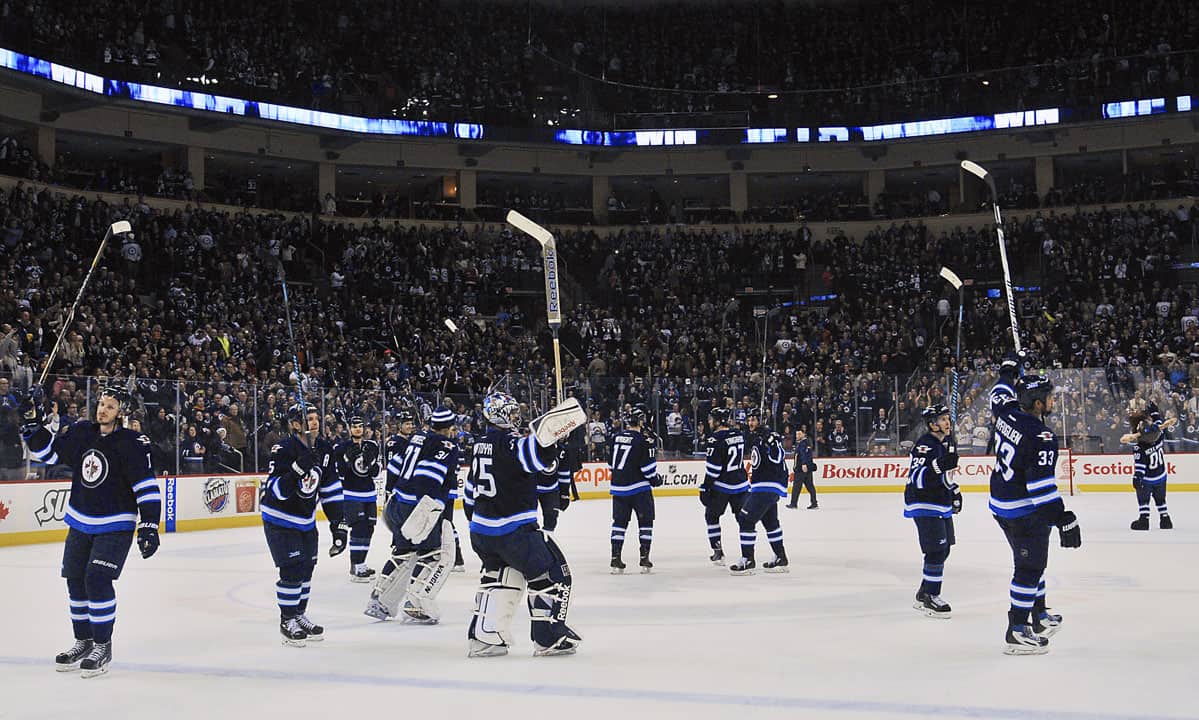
<box><xmin>625</xmin><ymin>404</ymin><xmax>648</xmax><ymax>427</ymax></box>
<box><xmin>921</xmin><ymin>404</ymin><xmax>951</xmax><ymax>424</ymax></box>
<box><xmin>97</xmin><ymin>384</ymin><xmax>131</xmax><ymax>413</ymax></box>
<box><xmin>483</xmin><ymin>392</ymin><xmax>521</xmax><ymax>429</ymax></box>
<box><xmin>710</xmin><ymin>407</ymin><xmax>732</xmax><ymax>426</ymax></box>
<box><xmin>1015</xmin><ymin>375</ymin><xmax>1054</xmax><ymax>409</ymax></box>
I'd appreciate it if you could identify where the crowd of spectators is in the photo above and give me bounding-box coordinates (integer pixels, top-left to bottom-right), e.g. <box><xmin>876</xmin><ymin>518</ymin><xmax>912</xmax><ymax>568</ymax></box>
<box><xmin>1</xmin><ymin>0</ymin><xmax>1194</xmax><ymax>126</ymax></box>
<box><xmin>1</xmin><ymin>170</ymin><xmax>1198</xmax><ymax>477</ymax></box>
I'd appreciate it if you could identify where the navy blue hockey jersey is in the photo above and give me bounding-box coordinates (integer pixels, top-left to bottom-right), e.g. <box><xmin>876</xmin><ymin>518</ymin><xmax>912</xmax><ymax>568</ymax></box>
<box><xmin>904</xmin><ymin>432</ymin><xmax>955</xmax><ymax>518</ymax></box>
<box><xmin>384</xmin><ymin>432</ymin><xmax>412</xmax><ymax>493</ymax></box>
<box><xmin>466</xmin><ymin>429</ymin><xmax>556</xmax><ymax>536</ymax></box>
<box><xmin>704</xmin><ymin>428</ymin><xmax>748</xmax><ymax>494</ymax></box>
<box><xmin>261</xmin><ymin>434</ymin><xmax>344</xmax><ymax>530</ymax></box>
<box><xmin>1133</xmin><ymin>422</ymin><xmax>1168</xmax><ymax>485</ymax></box>
<box><xmin>608</xmin><ymin>429</ymin><xmax>657</xmax><ymax>496</ymax></box>
<box><xmin>334</xmin><ymin>438</ymin><xmax>381</xmax><ymax>502</ymax></box>
<box><xmin>988</xmin><ymin>381</ymin><xmax>1063</xmax><ymax>519</ymax></box>
<box><xmin>25</xmin><ymin>422</ymin><xmax>160</xmax><ymax>534</ymax></box>
<box><xmin>748</xmin><ymin>432</ymin><xmax>787</xmax><ymax>496</ymax></box>
<box><xmin>391</xmin><ymin>430</ymin><xmax>459</xmax><ymax>507</ymax></box>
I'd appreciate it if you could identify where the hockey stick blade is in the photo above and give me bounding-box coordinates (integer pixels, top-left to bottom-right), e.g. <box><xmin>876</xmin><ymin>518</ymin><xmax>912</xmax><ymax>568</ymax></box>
<box><xmin>939</xmin><ymin>266</ymin><xmax>963</xmax><ymax>290</ymax></box>
<box><xmin>960</xmin><ymin>160</ymin><xmax>996</xmax><ymax>196</ymax></box>
<box><xmin>110</xmin><ymin>220</ymin><xmax>132</xmax><ymax>236</ymax></box>
<box><xmin>506</xmin><ymin>210</ymin><xmax>554</xmax><ymax>247</ymax></box>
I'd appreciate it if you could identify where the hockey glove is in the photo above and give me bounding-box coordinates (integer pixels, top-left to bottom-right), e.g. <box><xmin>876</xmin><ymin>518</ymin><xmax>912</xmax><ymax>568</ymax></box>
<box><xmin>558</xmin><ymin>486</ymin><xmax>572</xmax><ymax>513</ymax></box>
<box><xmin>361</xmin><ymin>441</ymin><xmax>379</xmax><ymax>466</ymax></box>
<box><xmin>1057</xmin><ymin>510</ymin><xmax>1082</xmax><ymax>549</ymax></box>
<box><xmin>699</xmin><ymin>485</ymin><xmax>711</xmax><ymax>508</ymax></box>
<box><xmin>951</xmin><ymin>487</ymin><xmax>963</xmax><ymax>514</ymax></box>
<box><xmin>328</xmin><ymin>522</ymin><xmax>348</xmax><ymax>557</ymax></box>
<box><xmin>999</xmin><ymin>350</ymin><xmax>1027</xmax><ymax>381</ymax></box>
<box><xmin>1132</xmin><ymin>475</ymin><xmax>1143</xmax><ymax>490</ymax></box>
<box><xmin>933</xmin><ymin>452</ymin><xmax>959</xmax><ymax>474</ymax></box>
<box><xmin>137</xmin><ymin>522</ymin><xmax>160</xmax><ymax>559</ymax></box>
<box><xmin>18</xmin><ymin>393</ymin><xmax>44</xmax><ymax>435</ymax></box>
<box><xmin>650</xmin><ymin>473</ymin><xmax>664</xmax><ymax>488</ymax></box>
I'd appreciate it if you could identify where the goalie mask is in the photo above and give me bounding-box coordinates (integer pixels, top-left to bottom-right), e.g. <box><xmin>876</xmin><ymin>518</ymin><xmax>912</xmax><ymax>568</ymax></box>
<box><xmin>483</xmin><ymin>392</ymin><xmax>521</xmax><ymax>429</ymax></box>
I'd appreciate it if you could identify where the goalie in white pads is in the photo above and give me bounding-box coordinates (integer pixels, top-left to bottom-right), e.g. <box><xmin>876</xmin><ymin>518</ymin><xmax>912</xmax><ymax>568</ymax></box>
<box><xmin>364</xmin><ymin>407</ymin><xmax>460</xmax><ymax>623</ymax></box>
<box><xmin>465</xmin><ymin>392</ymin><xmax>585</xmax><ymax>657</ymax></box>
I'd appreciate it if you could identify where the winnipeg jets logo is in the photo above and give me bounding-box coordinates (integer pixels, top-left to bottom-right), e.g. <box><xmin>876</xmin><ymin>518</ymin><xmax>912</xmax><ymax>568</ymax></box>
<box><xmin>915</xmin><ymin>445</ymin><xmax>931</xmax><ymax>454</ymax></box>
<box><xmin>1037</xmin><ymin>431</ymin><xmax>1055</xmax><ymax>442</ymax></box>
<box><xmin>299</xmin><ymin>468</ymin><xmax>321</xmax><ymax>497</ymax></box>
<box><xmin>80</xmin><ymin>449</ymin><xmax>109</xmax><ymax>489</ymax></box>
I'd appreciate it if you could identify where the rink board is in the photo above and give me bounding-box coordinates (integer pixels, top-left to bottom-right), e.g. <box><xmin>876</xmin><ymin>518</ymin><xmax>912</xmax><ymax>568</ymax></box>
<box><xmin>1</xmin><ymin>452</ymin><xmax>1195</xmax><ymax>546</ymax></box>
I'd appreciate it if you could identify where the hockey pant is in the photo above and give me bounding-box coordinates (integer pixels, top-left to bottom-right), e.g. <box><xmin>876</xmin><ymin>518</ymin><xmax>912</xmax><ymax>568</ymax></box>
<box><xmin>470</xmin><ymin>525</ymin><xmax>580</xmax><ymax>652</ymax></box>
<box><xmin>705</xmin><ymin>491</ymin><xmax>746</xmax><ymax>550</ymax></box>
<box><xmin>736</xmin><ymin>492</ymin><xmax>784</xmax><ymax>562</ymax></box>
<box><xmin>611</xmin><ymin>491</ymin><xmax>655</xmax><ymax>558</ymax></box>
<box><xmin>263</xmin><ymin>523</ymin><xmax>319</xmax><ymax>620</ymax></box>
<box><xmin>1135</xmin><ymin>481</ymin><xmax>1168</xmax><ymax>519</ymax></box>
<box><xmin>342</xmin><ymin>500</ymin><xmax>377</xmax><ymax>566</ymax></box>
<box><xmin>995</xmin><ymin>506</ymin><xmax>1055</xmax><ymax>627</ymax></box>
<box><xmin>62</xmin><ymin>528</ymin><xmax>134</xmax><ymax>644</ymax></box>
<box><xmin>913</xmin><ymin>516</ymin><xmax>955</xmax><ymax>596</ymax></box>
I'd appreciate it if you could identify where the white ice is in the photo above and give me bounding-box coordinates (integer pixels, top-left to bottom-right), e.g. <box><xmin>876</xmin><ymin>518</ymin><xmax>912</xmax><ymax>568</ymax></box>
<box><xmin>2</xmin><ymin>493</ymin><xmax>1198</xmax><ymax>720</ymax></box>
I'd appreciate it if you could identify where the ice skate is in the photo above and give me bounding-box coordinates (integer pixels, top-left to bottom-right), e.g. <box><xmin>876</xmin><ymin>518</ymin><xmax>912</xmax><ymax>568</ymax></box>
<box><xmin>639</xmin><ymin>554</ymin><xmax>653</xmax><ymax>574</ymax></box>
<box><xmin>1033</xmin><ymin>609</ymin><xmax>1062</xmax><ymax>638</ymax></box>
<box><xmin>296</xmin><ymin>614</ymin><xmax>324</xmax><ymax>641</ymax></box>
<box><xmin>280</xmin><ymin>617</ymin><xmax>308</xmax><ymax>647</ymax></box>
<box><xmin>610</xmin><ymin>556</ymin><xmax>626</xmax><ymax>574</ymax></box>
<box><xmin>349</xmin><ymin>565</ymin><xmax>376</xmax><ymax>583</ymax></box>
<box><xmin>729</xmin><ymin>557</ymin><xmax>755</xmax><ymax>575</ymax></box>
<box><xmin>1131</xmin><ymin>516</ymin><xmax>1149</xmax><ymax>531</ymax></box>
<box><xmin>763</xmin><ymin>555</ymin><xmax>789</xmax><ymax>573</ymax></box>
<box><xmin>913</xmin><ymin>591</ymin><xmax>952</xmax><ymax>618</ymax></box>
<box><xmin>1160</xmin><ymin>515</ymin><xmax>1173</xmax><ymax>530</ymax></box>
<box><xmin>709</xmin><ymin>545</ymin><xmax>725</xmax><ymax>566</ymax></box>
<box><xmin>533</xmin><ymin>627</ymin><xmax>581</xmax><ymax>657</ymax></box>
<box><xmin>79</xmin><ymin>642</ymin><xmax>111</xmax><ymax>678</ymax></box>
<box><xmin>363</xmin><ymin>596</ymin><xmax>391</xmax><ymax>620</ymax></box>
<box><xmin>55</xmin><ymin>639</ymin><xmax>93</xmax><ymax>672</ymax></box>
<box><xmin>1004</xmin><ymin>624</ymin><xmax>1049</xmax><ymax>655</ymax></box>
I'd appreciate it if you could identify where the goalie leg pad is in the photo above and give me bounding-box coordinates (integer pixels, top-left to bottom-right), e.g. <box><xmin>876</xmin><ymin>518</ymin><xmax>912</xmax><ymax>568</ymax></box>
<box><xmin>401</xmin><ymin>524</ymin><xmax>456</xmax><ymax>624</ymax></box>
<box><xmin>468</xmin><ymin>566</ymin><xmax>526</xmax><ymax>656</ymax></box>
<box><xmin>366</xmin><ymin>552</ymin><xmax>418</xmax><ymax>619</ymax></box>
<box><xmin>528</xmin><ymin>532</ymin><xmax>580</xmax><ymax>655</ymax></box>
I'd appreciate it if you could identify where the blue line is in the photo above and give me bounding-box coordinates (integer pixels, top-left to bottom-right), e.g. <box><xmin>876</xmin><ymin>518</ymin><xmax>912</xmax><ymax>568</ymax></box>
<box><xmin>0</xmin><ymin>656</ymin><xmax>1192</xmax><ymax>720</ymax></box>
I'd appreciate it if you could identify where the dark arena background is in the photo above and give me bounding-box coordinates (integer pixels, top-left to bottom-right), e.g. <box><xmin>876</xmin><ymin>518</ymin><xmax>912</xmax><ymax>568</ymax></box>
<box><xmin>0</xmin><ymin>0</ymin><xmax>1197</xmax><ymax>717</ymax></box>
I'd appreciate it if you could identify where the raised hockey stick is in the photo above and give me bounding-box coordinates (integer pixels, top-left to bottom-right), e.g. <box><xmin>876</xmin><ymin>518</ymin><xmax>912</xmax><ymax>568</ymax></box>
<box><xmin>960</xmin><ymin>160</ymin><xmax>1021</xmax><ymax>352</ymax></box>
<box><xmin>278</xmin><ymin>267</ymin><xmax>310</xmax><ymax>439</ymax></box>
<box><xmin>38</xmin><ymin>220</ymin><xmax>132</xmax><ymax>385</ymax></box>
<box><xmin>506</xmin><ymin>210</ymin><xmax>564</xmax><ymax>405</ymax></box>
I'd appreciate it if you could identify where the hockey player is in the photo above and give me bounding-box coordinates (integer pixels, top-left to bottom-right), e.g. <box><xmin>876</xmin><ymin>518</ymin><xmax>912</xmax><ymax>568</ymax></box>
<box><xmin>21</xmin><ymin>385</ymin><xmax>160</xmax><ymax>678</ymax></box>
<box><xmin>701</xmin><ymin>406</ymin><xmax>748</xmax><ymax>564</ymax></box>
<box><xmin>363</xmin><ymin>408</ymin><xmax>459</xmax><ymax>623</ymax></box>
<box><xmin>730</xmin><ymin>411</ymin><xmax>788</xmax><ymax>575</ymax></box>
<box><xmin>333</xmin><ymin>414</ymin><xmax>382</xmax><ymax>582</ymax></box>
<box><xmin>465</xmin><ymin>391</ymin><xmax>583</xmax><ymax>657</ymax></box>
<box><xmin>384</xmin><ymin>410</ymin><xmax>417</xmax><ymax>494</ymax></box>
<box><xmin>904</xmin><ymin>404</ymin><xmax>962</xmax><ymax>618</ymax></box>
<box><xmin>261</xmin><ymin>403</ymin><xmax>345</xmax><ymax>646</ymax></box>
<box><xmin>607</xmin><ymin>404</ymin><xmax>660</xmax><ymax>574</ymax></box>
<box><xmin>1123</xmin><ymin>413</ymin><xmax>1176</xmax><ymax>530</ymax></box>
<box><xmin>989</xmin><ymin>359</ymin><xmax>1082</xmax><ymax>655</ymax></box>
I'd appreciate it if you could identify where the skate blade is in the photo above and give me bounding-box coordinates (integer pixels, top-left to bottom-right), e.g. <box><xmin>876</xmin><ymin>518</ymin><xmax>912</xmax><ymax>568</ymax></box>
<box><xmin>534</xmin><ymin>644</ymin><xmax>579</xmax><ymax>657</ymax></box>
<box><xmin>639</xmin><ymin>566</ymin><xmax>652</xmax><ymax>574</ymax></box>
<box><xmin>281</xmin><ymin>637</ymin><xmax>307</xmax><ymax>648</ymax></box>
<box><xmin>304</xmin><ymin>634</ymin><xmax>325</xmax><ymax>642</ymax></box>
<box><xmin>610</xmin><ymin>567</ymin><xmax>625</xmax><ymax>575</ymax></box>
<box><xmin>1035</xmin><ymin>626</ymin><xmax>1061</xmax><ymax>639</ymax></box>
<box><xmin>349</xmin><ymin>575</ymin><xmax>373</xmax><ymax>584</ymax></box>
<box><xmin>80</xmin><ymin>666</ymin><xmax>109</xmax><ymax>679</ymax></box>
<box><xmin>363</xmin><ymin>609</ymin><xmax>391</xmax><ymax>621</ymax></box>
<box><xmin>468</xmin><ymin>642</ymin><xmax>509</xmax><ymax>658</ymax></box>
<box><xmin>764</xmin><ymin>565</ymin><xmax>789</xmax><ymax>574</ymax></box>
<box><xmin>55</xmin><ymin>662</ymin><xmax>82</xmax><ymax>673</ymax></box>
<box><xmin>452</xmin><ymin>565</ymin><xmax>466</xmax><ymax>573</ymax></box>
<box><xmin>729</xmin><ymin>568</ymin><xmax>755</xmax><ymax>576</ymax></box>
<box><xmin>1003</xmin><ymin>643</ymin><xmax>1049</xmax><ymax>656</ymax></box>
<box><xmin>401</xmin><ymin>613</ymin><xmax>440</xmax><ymax>625</ymax></box>
<box><xmin>912</xmin><ymin>605</ymin><xmax>952</xmax><ymax>619</ymax></box>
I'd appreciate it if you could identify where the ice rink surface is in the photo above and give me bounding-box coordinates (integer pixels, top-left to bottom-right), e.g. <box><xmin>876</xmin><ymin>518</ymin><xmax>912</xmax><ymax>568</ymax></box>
<box><xmin>2</xmin><ymin>492</ymin><xmax>1197</xmax><ymax>720</ymax></box>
